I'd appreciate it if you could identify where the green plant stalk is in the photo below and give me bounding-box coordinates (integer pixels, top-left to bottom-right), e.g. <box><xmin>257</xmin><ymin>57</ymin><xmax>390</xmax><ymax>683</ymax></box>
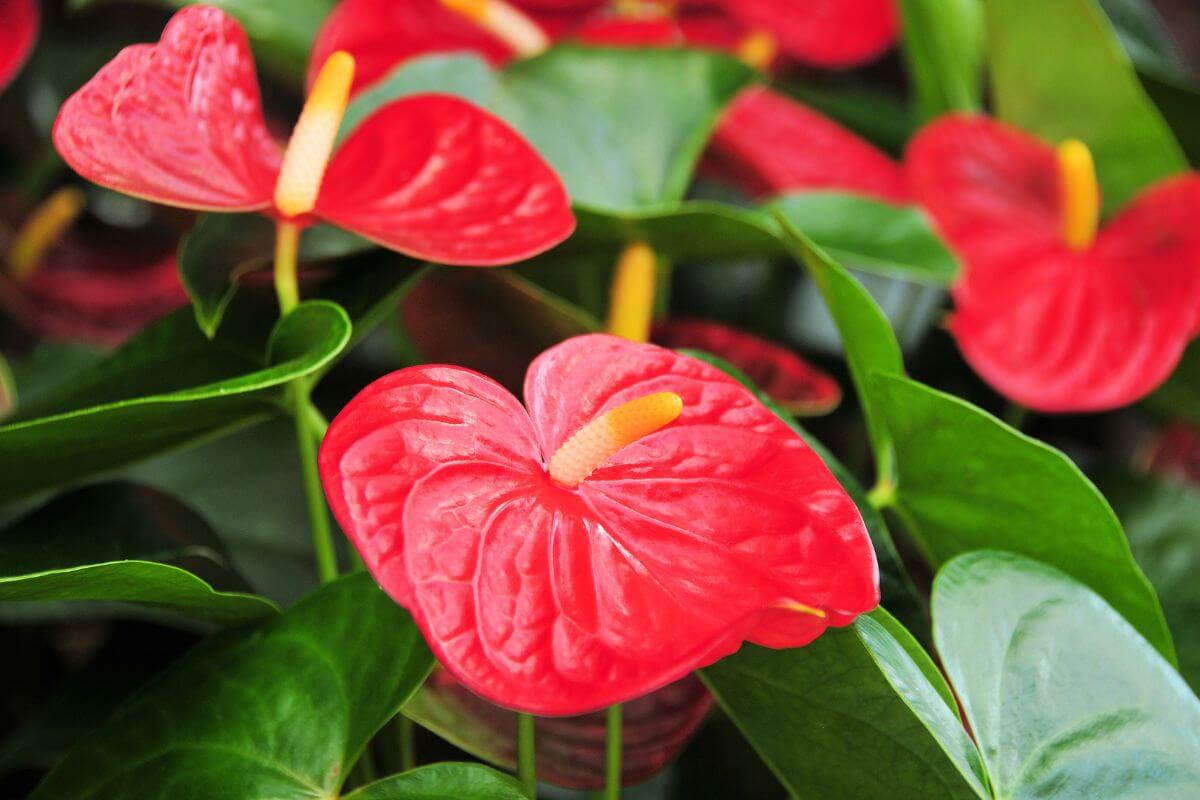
<box><xmin>516</xmin><ymin>712</ymin><xmax>537</xmax><ymax>798</ymax></box>
<box><xmin>275</xmin><ymin>221</ymin><xmax>338</xmax><ymax>584</ymax></box>
<box><xmin>604</xmin><ymin>703</ymin><xmax>623</xmax><ymax>800</ymax></box>
<box><xmin>400</xmin><ymin>714</ymin><xmax>416</xmax><ymax>771</ymax></box>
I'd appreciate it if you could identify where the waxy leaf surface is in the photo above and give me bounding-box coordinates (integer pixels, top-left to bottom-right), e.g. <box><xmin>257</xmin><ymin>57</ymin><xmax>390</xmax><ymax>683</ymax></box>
<box><xmin>897</xmin><ymin>0</ymin><xmax>984</xmax><ymax>121</ymax></box>
<box><xmin>703</xmin><ymin>609</ymin><xmax>986</xmax><ymax>800</ymax></box>
<box><xmin>908</xmin><ymin>115</ymin><xmax>1200</xmax><ymax>411</ymax></box>
<box><xmin>343</xmin><ymin>764</ymin><xmax>528</xmax><ymax>800</ymax></box>
<box><xmin>934</xmin><ymin>552</ymin><xmax>1200</xmax><ymax>798</ymax></box>
<box><xmin>29</xmin><ymin>573</ymin><xmax>434</xmax><ymax>800</ymax></box>
<box><xmin>873</xmin><ymin>373</ymin><xmax>1175</xmax><ymax>660</ymax></box>
<box><xmin>0</xmin><ymin>482</ymin><xmax>275</xmax><ymax>624</ymax></box>
<box><xmin>321</xmin><ymin>334</ymin><xmax>878</xmax><ymax>715</ymax></box>
<box><xmin>0</xmin><ymin>300</ymin><xmax>350</xmax><ymax>503</ymax></box>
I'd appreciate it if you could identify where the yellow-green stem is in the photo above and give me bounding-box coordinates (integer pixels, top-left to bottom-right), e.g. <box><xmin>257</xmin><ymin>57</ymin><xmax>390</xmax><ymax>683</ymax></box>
<box><xmin>604</xmin><ymin>704</ymin><xmax>622</xmax><ymax>800</ymax></box>
<box><xmin>274</xmin><ymin>221</ymin><xmax>338</xmax><ymax>584</ymax></box>
<box><xmin>516</xmin><ymin>712</ymin><xmax>537</xmax><ymax>798</ymax></box>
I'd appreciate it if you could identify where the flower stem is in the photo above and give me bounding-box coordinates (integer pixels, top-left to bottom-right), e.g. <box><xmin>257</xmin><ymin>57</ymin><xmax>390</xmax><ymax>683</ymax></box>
<box><xmin>274</xmin><ymin>221</ymin><xmax>337</xmax><ymax>584</ymax></box>
<box><xmin>516</xmin><ymin>712</ymin><xmax>537</xmax><ymax>798</ymax></box>
<box><xmin>400</xmin><ymin>715</ymin><xmax>416</xmax><ymax>771</ymax></box>
<box><xmin>604</xmin><ymin>703</ymin><xmax>623</xmax><ymax>800</ymax></box>
<box><xmin>274</xmin><ymin>221</ymin><xmax>302</xmax><ymax>314</ymax></box>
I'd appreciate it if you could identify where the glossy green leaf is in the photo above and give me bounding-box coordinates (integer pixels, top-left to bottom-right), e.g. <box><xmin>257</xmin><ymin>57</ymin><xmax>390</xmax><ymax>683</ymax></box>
<box><xmin>771</xmin><ymin>193</ymin><xmax>959</xmax><ymax>285</ymax></box>
<box><xmin>1099</xmin><ymin>469</ymin><xmax>1200</xmax><ymax>691</ymax></box>
<box><xmin>872</xmin><ymin>373</ymin><xmax>1175</xmax><ymax>660</ymax></box>
<box><xmin>774</xmin><ymin>217</ymin><xmax>905</xmax><ymax>484</ymax></box>
<box><xmin>30</xmin><ymin>573</ymin><xmax>434</xmax><ymax>800</ymax></box>
<box><xmin>934</xmin><ymin>551</ymin><xmax>1200</xmax><ymax>798</ymax></box>
<box><xmin>1099</xmin><ymin>0</ymin><xmax>1188</xmax><ymax>79</ymax></box>
<box><xmin>0</xmin><ymin>301</ymin><xmax>350</xmax><ymax>503</ymax></box>
<box><xmin>0</xmin><ymin>482</ymin><xmax>275</xmax><ymax>624</ymax></box>
<box><xmin>343</xmin><ymin>49</ymin><xmax>755</xmax><ymax>211</ymax></box>
<box><xmin>344</xmin><ymin>764</ymin><xmax>528</xmax><ymax>800</ymax></box>
<box><xmin>702</xmin><ymin>609</ymin><xmax>985</xmax><ymax>800</ymax></box>
<box><xmin>68</xmin><ymin>0</ymin><xmax>333</xmax><ymax>81</ymax></box>
<box><xmin>988</xmin><ymin>0</ymin><xmax>1187</xmax><ymax>210</ymax></box>
<box><xmin>898</xmin><ymin>0</ymin><xmax>985</xmax><ymax>120</ymax></box>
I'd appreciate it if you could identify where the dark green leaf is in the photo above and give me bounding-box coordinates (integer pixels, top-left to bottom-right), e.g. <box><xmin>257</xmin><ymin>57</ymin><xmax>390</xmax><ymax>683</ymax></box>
<box><xmin>30</xmin><ymin>573</ymin><xmax>434</xmax><ymax>800</ymax></box>
<box><xmin>987</xmin><ymin>0</ymin><xmax>1187</xmax><ymax>210</ymax></box>
<box><xmin>702</xmin><ymin>609</ymin><xmax>985</xmax><ymax>800</ymax></box>
<box><xmin>178</xmin><ymin>214</ymin><xmax>277</xmax><ymax>339</ymax></box>
<box><xmin>898</xmin><ymin>0</ymin><xmax>985</xmax><ymax>120</ymax></box>
<box><xmin>773</xmin><ymin>217</ymin><xmax>905</xmax><ymax>484</ymax></box>
<box><xmin>68</xmin><ymin>0</ymin><xmax>333</xmax><ymax>82</ymax></box>
<box><xmin>0</xmin><ymin>482</ymin><xmax>275</xmax><ymax>624</ymax></box>
<box><xmin>771</xmin><ymin>193</ymin><xmax>959</xmax><ymax>285</ymax></box>
<box><xmin>1143</xmin><ymin>71</ymin><xmax>1200</xmax><ymax>165</ymax></box>
<box><xmin>1099</xmin><ymin>0</ymin><xmax>1189</xmax><ymax>79</ymax></box>
<box><xmin>934</xmin><ymin>551</ymin><xmax>1200</xmax><ymax>798</ymax></box>
<box><xmin>1099</xmin><ymin>469</ymin><xmax>1200</xmax><ymax>691</ymax></box>
<box><xmin>343</xmin><ymin>49</ymin><xmax>756</xmax><ymax>211</ymax></box>
<box><xmin>781</xmin><ymin>81</ymin><xmax>915</xmax><ymax>156</ymax></box>
<box><xmin>0</xmin><ymin>301</ymin><xmax>350</xmax><ymax>503</ymax></box>
<box><xmin>1147</xmin><ymin>341</ymin><xmax>1200</xmax><ymax>425</ymax></box>
<box><xmin>873</xmin><ymin>373</ymin><xmax>1175</xmax><ymax>660</ymax></box>
<box><xmin>343</xmin><ymin>764</ymin><xmax>527</xmax><ymax>800</ymax></box>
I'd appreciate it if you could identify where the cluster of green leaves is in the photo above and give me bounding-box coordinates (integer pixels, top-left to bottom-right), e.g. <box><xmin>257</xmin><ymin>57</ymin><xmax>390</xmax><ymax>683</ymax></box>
<box><xmin>5</xmin><ymin>0</ymin><xmax>1200</xmax><ymax>797</ymax></box>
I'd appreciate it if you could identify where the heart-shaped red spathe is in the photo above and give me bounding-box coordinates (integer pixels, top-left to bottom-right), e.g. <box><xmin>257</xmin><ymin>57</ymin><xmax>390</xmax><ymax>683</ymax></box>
<box><xmin>651</xmin><ymin>318</ymin><xmax>842</xmax><ymax>415</ymax></box>
<box><xmin>705</xmin><ymin>87</ymin><xmax>909</xmax><ymax>203</ymax></box>
<box><xmin>712</xmin><ymin>0</ymin><xmax>897</xmax><ymax>67</ymax></box>
<box><xmin>52</xmin><ymin>6</ymin><xmax>281</xmax><ymax>211</ymax></box>
<box><xmin>0</xmin><ymin>0</ymin><xmax>37</xmax><ymax>92</ymax></box>
<box><xmin>320</xmin><ymin>334</ymin><xmax>878</xmax><ymax>715</ymax></box>
<box><xmin>907</xmin><ymin>114</ymin><xmax>1200</xmax><ymax>412</ymax></box>
<box><xmin>52</xmin><ymin>6</ymin><xmax>574</xmax><ymax>266</ymax></box>
<box><xmin>308</xmin><ymin>0</ymin><xmax>514</xmax><ymax>95</ymax></box>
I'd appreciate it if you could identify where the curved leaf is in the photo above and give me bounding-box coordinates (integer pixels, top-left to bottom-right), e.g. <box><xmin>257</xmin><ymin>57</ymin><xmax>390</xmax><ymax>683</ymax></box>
<box><xmin>344</xmin><ymin>764</ymin><xmax>528</xmax><ymax>800</ymax></box>
<box><xmin>898</xmin><ymin>0</ymin><xmax>985</xmax><ymax>120</ymax></box>
<box><xmin>873</xmin><ymin>373</ymin><xmax>1175</xmax><ymax>660</ymax></box>
<box><xmin>0</xmin><ymin>301</ymin><xmax>350</xmax><ymax>503</ymax></box>
<box><xmin>0</xmin><ymin>482</ymin><xmax>275</xmax><ymax>624</ymax></box>
<box><xmin>30</xmin><ymin>573</ymin><xmax>434</xmax><ymax>800</ymax></box>
<box><xmin>934</xmin><ymin>551</ymin><xmax>1200</xmax><ymax>798</ymax></box>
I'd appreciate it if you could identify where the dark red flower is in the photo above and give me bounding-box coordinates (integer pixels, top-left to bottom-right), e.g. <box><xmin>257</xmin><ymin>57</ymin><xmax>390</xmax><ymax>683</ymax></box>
<box><xmin>308</xmin><ymin>0</ymin><xmax>516</xmax><ymax>95</ymax></box>
<box><xmin>705</xmin><ymin>86</ymin><xmax>910</xmax><ymax>202</ymax></box>
<box><xmin>907</xmin><ymin>114</ymin><xmax>1200</xmax><ymax>412</ymax></box>
<box><xmin>652</xmin><ymin>318</ymin><xmax>841</xmax><ymax>415</ymax></box>
<box><xmin>53</xmin><ymin>6</ymin><xmax>573</xmax><ymax>266</ymax></box>
<box><xmin>0</xmin><ymin>0</ymin><xmax>37</xmax><ymax>92</ymax></box>
<box><xmin>1146</xmin><ymin>423</ymin><xmax>1200</xmax><ymax>486</ymax></box>
<box><xmin>320</xmin><ymin>334</ymin><xmax>878</xmax><ymax>715</ymax></box>
<box><xmin>415</xmin><ymin>671</ymin><xmax>713</xmax><ymax>788</ymax></box>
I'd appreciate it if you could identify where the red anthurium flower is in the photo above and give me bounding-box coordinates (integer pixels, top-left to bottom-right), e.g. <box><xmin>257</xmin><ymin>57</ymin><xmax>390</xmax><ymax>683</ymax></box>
<box><xmin>706</xmin><ymin>0</ymin><xmax>898</xmax><ymax>68</ymax></box>
<box><xmin>705</xmin><ymin>86</ymin><xmax>909</xmax><ymax>202</ymax></box>
<box><xmin>308</xmin><ymin>0</ymin><xmax>516</xmax><ymax>94</ymax></box>
<box><xmin>320</xmin><ymin>333</ymin><xmax>878</xmax><ymax>715</ymax></box>
<box><xmin>0</xmin><ymin>0</ymin><xmax>37</xmax><ymax>92</ymax></box>
<box><xmin>52</xmin><ymin>6</ymin><xmax>573</xmax><ymax>267</ymax></box>
<box><xmin>907</xmin><ymin>114</ymin><xmax>1200</xmax><ymax>412</ymax></box>
<box><xmin>652</xmin><ymin>318</ymin><xmax>841</xmax><ymax>415</ymax></box>
<box><xmin>419</xmin><ymin>671</ymin><xmax>712</xmax><ymax>788</ymax></box>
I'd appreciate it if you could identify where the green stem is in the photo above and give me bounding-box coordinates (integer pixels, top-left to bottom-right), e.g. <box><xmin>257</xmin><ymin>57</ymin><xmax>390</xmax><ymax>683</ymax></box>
<box><xmin>516</xmin><ymin>712</ymin><xmax>537</xmax><ymax>798</ymax></box>
<box><xmin>400</xmin><ymin>715</ymin><xmax>416</xmax><ymax>772</ymax></box>
<box><xmin>1002</xmin><ymin>402</ymin><xmax>1029</xmax><ymax>431</ymax></box>
<box><xmin>604</xmin><ymin>704</ymin><xmax>622</xmax><ymax>800</ymax></box>
<box><xmin>275</xmin><ymin>221</ymin><xmax>337</xmax><ymax>584</ymax></box>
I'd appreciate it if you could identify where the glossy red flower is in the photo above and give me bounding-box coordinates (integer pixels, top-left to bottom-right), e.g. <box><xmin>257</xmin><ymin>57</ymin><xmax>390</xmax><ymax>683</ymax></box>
<box><xmin>308</xmin><ymin>0</ymin><xmax>515</xmax><ymax>94</ymax></box>
<box><xmin>907</xmin><ymin>114</ymin><xmax>1200</xmax><ymax>412</ymax></box>
<box><xmin>52</xmin><ymin>5</ymin><xmax>573</xmax><ymax>266</ymax></box>
<box><xmin>0</xmin><ymin>0</ymin><xmax>37</xmax><ymax>92</ymax></box>
<box><xmin>652</xmin><ymin>318</ymin><xmax>841</xmax><ymax>415</ymax></box>
<box><xmin>705</xmin><ymin>86</ymin><xmax>909</xmax><ymax>202</ymax></box>
<box><xmin>414</xmin><ymin>671</ymin><xmax>712</xmax><ymax>788</ymax></box>
<box><xmin>705</xmin><ymin>0</ymin><xmax>897</xmax><ymax>68</ymax></box>
<box><xmin>320</xmin><ymin>333</ymin><xmax>878</xmax><ymax>715</ymax></box>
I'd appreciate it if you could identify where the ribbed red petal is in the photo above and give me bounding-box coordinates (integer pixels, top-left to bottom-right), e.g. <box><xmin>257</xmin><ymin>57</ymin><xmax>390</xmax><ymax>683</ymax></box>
<box><xmin>652</xmin><ymin>318</ymin><xmax>841</xmax><ymax>414</ymax></box>
<box><xmin>909</xmin><ymin>114</ymin><xmax>1200</xmax><ymax>411</ymax></box>
<box><xmin>321</xmin><ymin>335</ymin><xmax>877</xmax><ymax>715</ymax></box>
<box><xmin>572</xmin><ymin>14</ymin><xmax>684</xmax><ymax>46</ymax></box>
<box><xmin>316</xmin><ymin>95</ymin><xmax>574</xmax><ymax>265</ymax></box>
<box><xmin>0</xmin><ymin>0</ymin><xmax>37</xmax><ymax>92</ymax></box>
<box><xmin>715</xmin><ymin>0</ymin><xmax>898</xmax><ymax>67</ymax></box>
<box><xmin>308</xmin><ymin>0</ymin><xmax>514</xmax><ymax>96</ymax></box>
<box><xmin>52</xmin><ymin>6</ymin><xmax>281</xmax><ymax>212</ymax></box>
<box><xmin>705</xmin><ymin>87</ymin><xmax>909</xmax><ymax>202</ymax></box>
